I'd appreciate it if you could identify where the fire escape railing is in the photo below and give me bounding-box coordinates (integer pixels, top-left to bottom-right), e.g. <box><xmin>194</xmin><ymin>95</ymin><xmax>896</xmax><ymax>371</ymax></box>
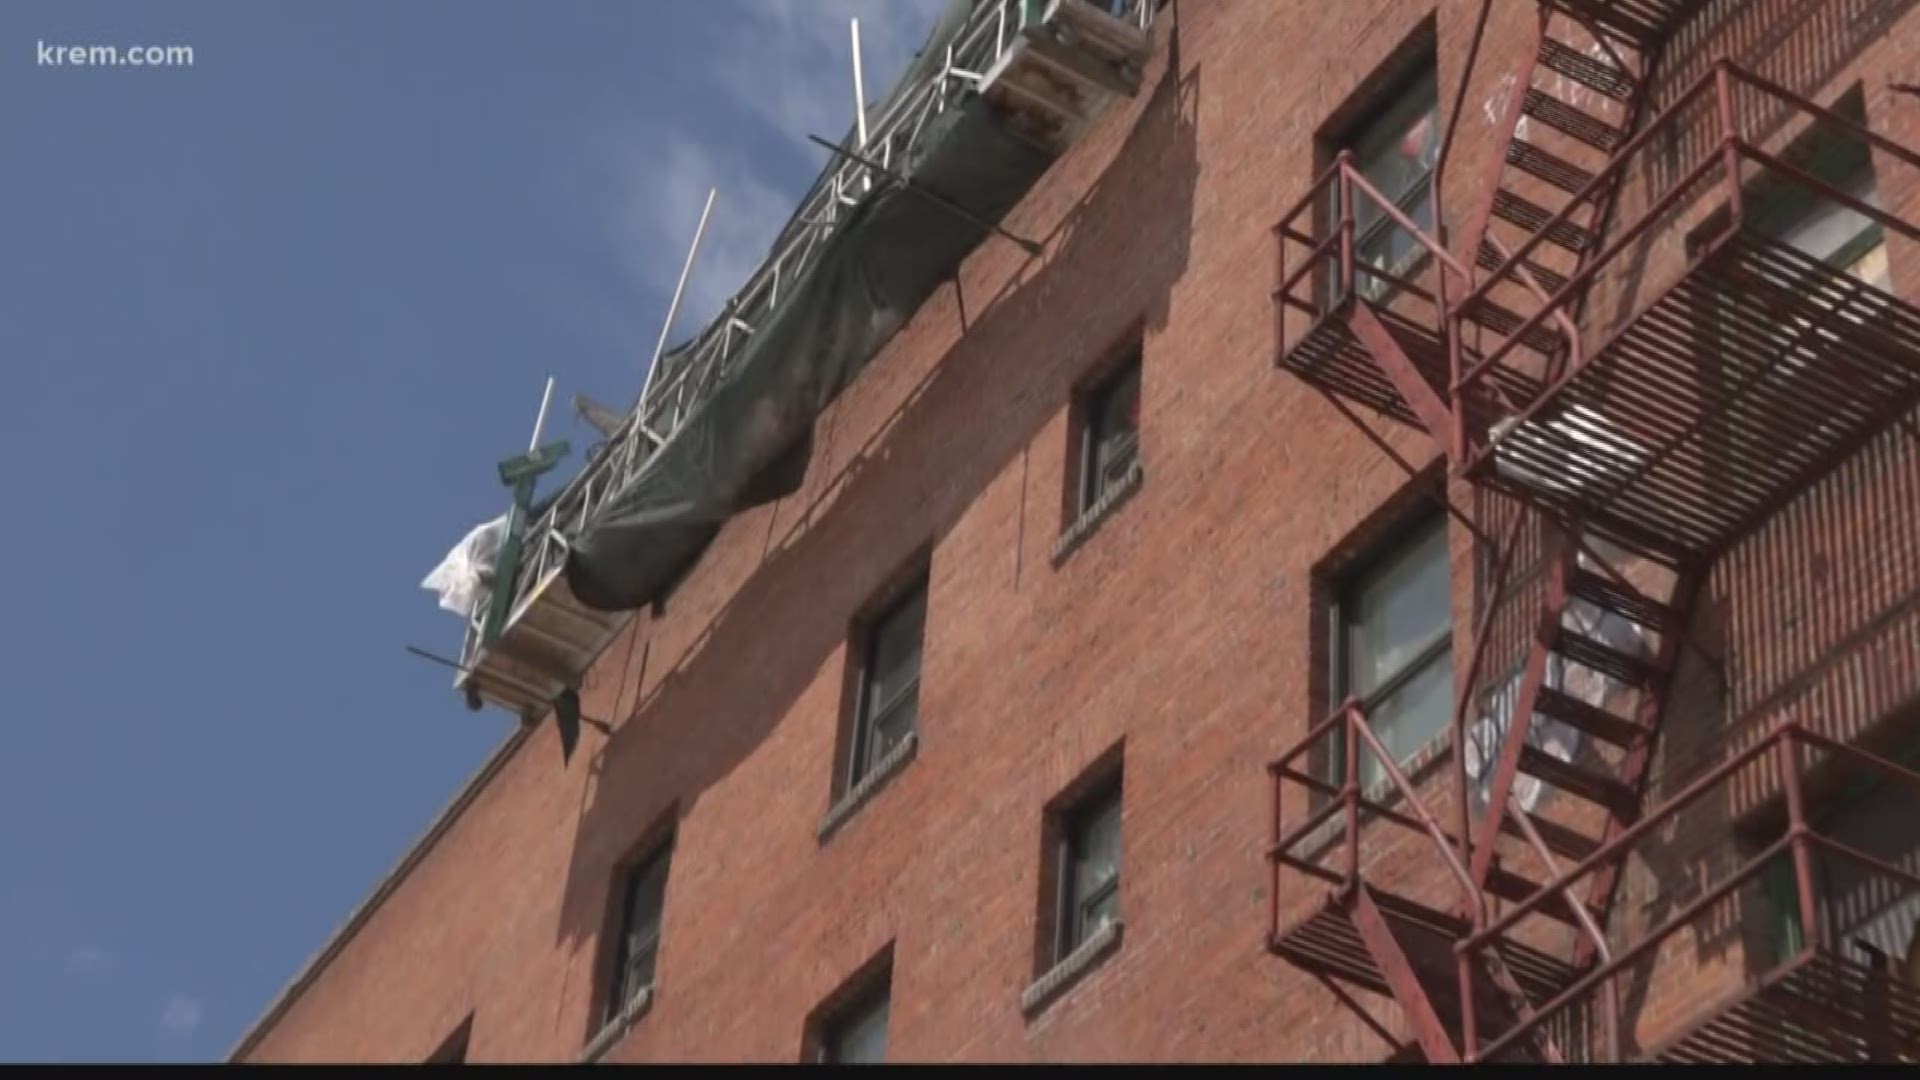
<box><xmin>1272</xmin><ymin>153</ymin><xmax>1560</xmax><ymax>359</ymax></box>
<box><xmin>1269</xmin><ymin>698</ymin><xmax>1621</xmax><ymax>1060</ymax></box>
<box><xmin>1272</xmin><ymin>152</ymin><xmax>1467</xmax><ymax>341</ymax></box>
<box><xmin>1457</xmin><ymin>721</ymin><xmax>1920</xmax><ymax>1062</ymax></box>
<box><xmin>1272</xmin><ymin>150</ymin><xmax>1584</xmax><ymax>436</ymax></box>
<box><xmin>1453</xmin><ymin>60</ymin><xmax>1920</xmax><ymax>469</ymax></box>
<box><xmin>1268</xmin><ymin>11</ymin><xmax>1920</xmax><ymax>1066</ymax></box>
<box><xmin>1274</xmin><ymin>712</ymin><xmax>1920</xmax><ymax>1061</ymax></box>
<box><xmin>1266</xmin><ymin>699</ymin><xmax>1482</xmax><ymax>923</ymax></box>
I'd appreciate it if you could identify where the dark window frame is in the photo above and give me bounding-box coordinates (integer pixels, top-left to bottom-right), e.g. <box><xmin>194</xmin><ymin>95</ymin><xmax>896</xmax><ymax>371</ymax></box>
<box><xmin>1077</xmin><ymin>354</ymin><xmax>1143</xmax><ymax>515</ymax></box>
<box><xmin>1325</xmin><ymin>509</ymin><xmax>1454</xmax><ymax>790</ymax></box>
<box><xmin>1688</xmin><ymin>88</ymin><xmax>1886</xmax><ymax>476</ymax></box>
<box><xmin>1053</xmin><ymin>774</ymin><xmax>1124</xmax><ymax>964</ymax></box>
<box><xmin>845</xmin><ymin>576</ymin><xmax>929</xmax><ymax>792</ymax></box>
<box><xmin>1317</xmin><ymin>51</ymin><xmax>1440</xmax><ymax>306</ymax></box>
<box><xmin>1762</xmin><ymin>730</ymin><xmax>1920</xmax><ymax>974</ymax></box>
<box><xmin>810</xmin><ymin>955</ymin><xmax>894</xmax><ymax>1064</ymax></box>
<box><xmin>604</xmin><ymin>833</ymin><xmax>674</xmax><ymax>1025</ymax></box>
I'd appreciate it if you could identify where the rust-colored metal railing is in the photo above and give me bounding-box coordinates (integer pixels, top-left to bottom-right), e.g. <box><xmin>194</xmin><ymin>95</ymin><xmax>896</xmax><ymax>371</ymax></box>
<box><xmin>1455</xmin><ymin>721</ymin><xmax>1920</xmax><ymax>1062</ymax></box>
<box><xmin>1267</xmin><ymin>697</ymin><xmax>1616</xmax><ymax>1061</ymax></box>
<box><xmin>1271</xmin><ymin>153</ymin><xmax>1478</xmax><ymax>358</ymax></box>
<box><xmin>1269</xmin><ymin>700</ymin><xmax>1500</xmax><ymax>1060</ymax></box>
<box><xmin>1271</xmin><ymin>707</ymin><xmax>1920</xmax><ymax>1061</ymax></box>
<box><xmin>1453</xmin><ymin>60</ymin><xmax>1920</xmax><ymax>457</ymax></box>
<box><xmin>1272</xmin><ymin>149</ymin><xmax>1586</xmax><ymax>437</ymax></box>
<box><xmin>1267</xmin><ymin>699</ymin><xmax>1483</xmax><ymax>932</ymax></box>
<box><xmin>1496</xmin><ymin>789</ymin><xmax>1623</xmax><ymax>1061</ymax></box>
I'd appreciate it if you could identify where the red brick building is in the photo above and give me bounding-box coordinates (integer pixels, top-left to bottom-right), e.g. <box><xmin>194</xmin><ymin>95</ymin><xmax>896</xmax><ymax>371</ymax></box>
<box><xmin>236</xmin><ymin>0</ymin><xmax>1920</xmax><ymax>1062</ymax></box>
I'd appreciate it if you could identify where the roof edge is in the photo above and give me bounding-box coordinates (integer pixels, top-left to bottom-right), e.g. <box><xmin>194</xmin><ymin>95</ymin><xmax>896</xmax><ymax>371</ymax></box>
<box><xmin>227</xmin><ymin>720</ymin><xmax>534</xmax><ymax>1062</ymax></box>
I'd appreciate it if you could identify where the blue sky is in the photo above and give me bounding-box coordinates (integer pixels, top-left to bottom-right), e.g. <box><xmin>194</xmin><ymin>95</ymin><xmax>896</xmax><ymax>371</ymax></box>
<box><xmin>0</xmin><ymin>0</ymin><xmax>941</xmax><ymax>1061</ymax></box>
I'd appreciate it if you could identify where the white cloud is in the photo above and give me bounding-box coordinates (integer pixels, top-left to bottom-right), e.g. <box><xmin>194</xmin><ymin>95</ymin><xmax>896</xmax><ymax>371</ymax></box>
<box><xmin>538</xmin><ymin>1</ymin><xmax>948</xmax><ymax>397</ymax></box>
<box><xmin>626</xmin><ymin>0</ymin><xmax>948</xmax><ymax>335</ymax></box>
<box><xmin>607</xmin><ymin>134</ymin><xmax>795</xmax><ymax>340</ymax></box>
<box><xmin>709</xmin><ymin>0</ymin><xmax>950</xmax><ymax>142</ymax></box>
<box><xmin>160</xmin><ymin>995</ymin><xmax>204</xmax><ymax>1035</ymax></box>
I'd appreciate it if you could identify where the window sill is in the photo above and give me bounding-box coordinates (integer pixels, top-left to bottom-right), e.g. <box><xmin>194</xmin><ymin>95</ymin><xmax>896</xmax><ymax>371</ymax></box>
<box><xmin>579</xmin><ymin>987</ymin><xmax>653</xmax><ymax>1064</ymax></box>
<box><xmin>1051</xmin><ymin>459</ymin><xmax>1145</xmax><ymax>568</ymax></box>
<box><xmin>817</xmin><ymin>732</ymin><xmax>920</xmax><ymax>843</ymax></box>
<box><xmin>1020</xmin><ymin>919</ymin><xmax>1125</xmax><ymax>1019</ymax></box>
<box><xmin>1294</xmin><ymin>730</ymin><xmax>1454</xmax><ymax>864</ymax></box>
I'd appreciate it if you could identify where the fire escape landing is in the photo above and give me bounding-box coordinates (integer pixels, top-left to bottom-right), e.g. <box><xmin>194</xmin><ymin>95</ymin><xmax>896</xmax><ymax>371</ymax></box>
<box><xmin>1282</xmin><ymin>70</ymin><xmax>1920</xmax><ymax>565</ymax></box>
<box><xmin>1268</xmin><ymin>0</ymin><xmax>1920</xmax><ymax>1062</ymax></box>
<box><xmin>1455</xmin><ymin>66</ymin><xmax>1920</xmax><ymax>561</ymax></box>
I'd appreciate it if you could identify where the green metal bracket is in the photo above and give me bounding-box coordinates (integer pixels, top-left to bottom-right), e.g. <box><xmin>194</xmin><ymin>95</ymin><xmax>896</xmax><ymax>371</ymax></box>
<box><xmin>499</xmin><ymin>441</ymin><xmax>570</xmax><ymax>486</ymax></box>
<box><xmin>479</xmin><ymin>439</ymin><xmax>571</xmax><ymax>647</ymax></box>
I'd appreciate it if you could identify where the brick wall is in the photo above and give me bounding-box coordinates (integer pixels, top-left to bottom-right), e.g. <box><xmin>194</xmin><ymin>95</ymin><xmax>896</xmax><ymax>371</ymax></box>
<box><xmin>238</xmin><ymin>0</ymin><xmax>1920</xmax><ymax>1063</ymax></box>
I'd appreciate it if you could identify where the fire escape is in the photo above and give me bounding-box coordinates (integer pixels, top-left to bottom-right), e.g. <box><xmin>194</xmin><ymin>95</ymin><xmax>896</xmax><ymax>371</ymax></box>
<box><xmin>1268</xmin><ymin>0</ymin><xmax>1920</xmax><ymax>1062</ymax></box>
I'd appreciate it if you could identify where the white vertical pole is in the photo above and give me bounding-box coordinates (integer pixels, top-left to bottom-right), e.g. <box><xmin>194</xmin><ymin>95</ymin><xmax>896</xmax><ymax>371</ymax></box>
<box><xmin>637</xmin><ymin>186</ymin><xmax>718</xmax><ymax>422</ymax></box>
<box><xmin>528</xmin><ymin>376</ymin><xmax>555</xmax><ymax>451</ymax></box>
<box><xmin>851</xmin><ymin>18</ymin><xmax>869</xmax><ymax>149</ymax></box>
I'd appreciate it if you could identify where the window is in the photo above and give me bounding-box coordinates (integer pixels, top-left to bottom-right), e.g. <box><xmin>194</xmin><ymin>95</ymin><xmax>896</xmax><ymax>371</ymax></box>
<box><xmin>1752</xmin><ymin>750</ymin><xmax>1920</xmax><ymax>1064</ymax></box>
<box><xmin>1764</xmin><ymin>748</ymin><xmax>1920</xmax><ymax>974</ymax></box>
<box><xmin>1330</xmin><ymin>513</ymin><xmax>1453</xmax><ymax>792</ymax></box>
<box><xmin>1026</xmin><ymin>749</ymin><xmax>1126</xmax><ymax>1014</ymax></box>
<box><xmin>846</xmin><ymin>579</ymin><xmax>927</xmax><ymax>790</ymax></box>
<box><xmin>1055</xmin><ymin>777</ymin><xmax>1123</xmax><ymax>962</ymax></box>
<box><xmin>818</xmin><ymin>974</ymin><xmax>891</xmax><ymax>1064</ymax></box>
<box><xmin>1078</xmin><ymin>356</ymin><xmax>1143</xmax><ymax>514</ymax></box>
<box><xmin>1752</xmin><ymin>128</ymin><xmax>1886</xmax><ymax>287</ymax></box>
<box><xmin>1705</xmin><ymin>110</ymin><xmax>1885</xmax><ymax>462</ymax></box>
<box><xmin>605</xmin><ymin>839</ymin><xmax>672</xmax><ymax>1024</ymax></box>
<box><xmin>1340</xmin><ymin>61</ymin><xmax>1439</xmax><ymax>300</ymax></box>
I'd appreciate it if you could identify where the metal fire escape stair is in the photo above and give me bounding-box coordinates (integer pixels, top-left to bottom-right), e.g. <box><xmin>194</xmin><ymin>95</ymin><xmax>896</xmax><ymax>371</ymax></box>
<box><xmin>1397</xmin><ymin>8</ymin><xmax>1700</xmax><ymax>1014</ymax></box>
<box><xmin>1284</xmin><ymin>539</ymin><xmax>1706</xmax><ymax>1061</ymax></box>
<box><xmin>1452</xmin><ymin>3</ymin><xmax>1653</xmax><ymax>404</ymax></box>
<box><xmin>1273</xmin><ymin>882</ymin><xmax>1580</xmax><ymax>1063</ymax></box>
<box><xmin>1466</xmin><ymin>534</ymin><xmax>1707</xmax><ymax>974</ymax></box>
<box><xmin>1275</xmin><ymin>4</ymin><xmax>1920</xmax><ymax>1053</ymax></box>
<box><xmin>1270</xmin><ymin>1</ymin><xmax>1715</xmax><ymax>1061</ymax></box>
<box><xmin>1346</xmin><ymin>883</ymin><xmax>1565</xmax><ymax>1063</ymax></box>
<box><xmin>1421</xmin><ymin>0</ymin><xmax>1706</xmax><ymax>980</ymax></box>
<box><xmin>1294</xmin><ymin>2</ymin><xmax>1661</xmax><ymax>466</ymax></box>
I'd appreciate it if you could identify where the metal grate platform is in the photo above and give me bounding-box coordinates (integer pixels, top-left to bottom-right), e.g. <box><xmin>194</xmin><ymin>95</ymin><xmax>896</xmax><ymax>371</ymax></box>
<box><xmin>1271</xmin><ymin>887</ymin><xmax>1579</xmax><ymax>1027</ymax></box>
<box><xmin>1281</xmin><ymin>302</ymin><xmax>1542</xmax><ymax>437</ymax></box>
<box><xmin>460</xmin><ymin>571</ymin><xmax>626</xmax><ymax>717</ymax></box>
<box><xmin>1554</xmin><ymin>0</ymin><xmax>1707</xmax><ymax>47</ymax></box>
<box><xmin>1652</xmin><ymin>949</ymin><xmax>1920</xmax><ymax>1062</ymax></box>
<box><xmin>1465</xmin><ymin>228</ymin><xmax>1920</xmax><ymax>561</ymax></box>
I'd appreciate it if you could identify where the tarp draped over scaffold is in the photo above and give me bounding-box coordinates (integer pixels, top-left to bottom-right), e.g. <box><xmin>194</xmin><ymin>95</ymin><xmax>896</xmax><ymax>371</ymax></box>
<box><xmin>564</xmin><ymin>1</ymin><xmax>1053</xmax><ymax>612</ymax></box>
